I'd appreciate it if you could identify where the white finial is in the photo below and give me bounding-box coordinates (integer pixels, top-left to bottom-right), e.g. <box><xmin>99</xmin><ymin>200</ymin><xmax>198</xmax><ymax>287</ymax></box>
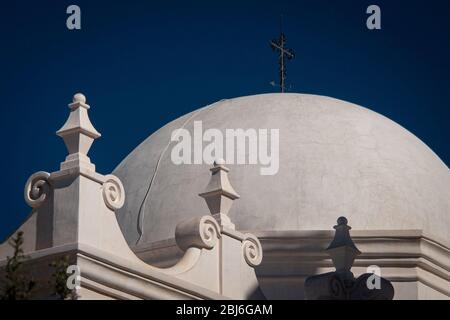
<box><xmin>73</xmin><ymin>93</ymin><xmax>86</xmax><ymax>104</ymax></box>
<box><xmin>199</xmin><ymin>160</ymin><xmax>240</xmax><ymax>229</ymax></box>
<box><xmin>56</xmin><ymin>93</ymin><xmax>101</xmax><ymax>171</ymax></box>
<box><xmin>214</xmin><ymin>158</ymin><xmax>225</xmax><ymax>166</ymax></box>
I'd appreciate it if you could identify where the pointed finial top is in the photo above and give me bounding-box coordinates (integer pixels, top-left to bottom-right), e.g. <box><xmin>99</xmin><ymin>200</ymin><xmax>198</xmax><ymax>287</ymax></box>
<box><xmin>214</xmin><ymin>158</ymin><xmax>226</xmax><ymax>166</ymax></box>
<box><xmin>200</xmin><ymin>159</ymin><xmax>239</xmax><ymax>200</ymax></box>
<box><xmin>56</xmin><ymin>93</ymin><xmax>101</xmax><ymax>171</ymax></box>
<box><xmin>326</xmin><ymin>216</ymin><xmax>361</xmax><ymax>273</ymax></box>
<box><xmin>199</xmin><ymin>159</ymin><xmax>240</xmax><ymax>229</ymax></box>
<box><xmin>73</xmin><ymin>93</ymin><xmax>86</xmax><ymax>104</ymax></box>
<box><xmin>57</xmin><ymin>93</ymin><xmax>100</xmax><ymax>140</ymax></box>
<box><xmin>68</xmin><ymin>92</ymin><xmax>91</xmax><ymax>110</ymax></box>
<box><xmin>210</xmin><ymin>158</ymin><xmax>230</xmax><ymax>174</ymax></box>
<box><xmin>336</xmin><ymin>216</ymin><xmax>348</xmax><ymax>226</ymax></box>
<box><xmin>327</xmin><ymin>216</ymin><xmax>359</xmax><ymax>251</ymax></box>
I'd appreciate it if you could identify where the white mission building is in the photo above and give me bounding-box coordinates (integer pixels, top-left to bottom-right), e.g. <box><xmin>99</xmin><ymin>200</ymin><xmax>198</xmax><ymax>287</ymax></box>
<box><xmin>0</xmin><ymin>92</ymin><xmax>449</xmax><ymax>299</ymax></box>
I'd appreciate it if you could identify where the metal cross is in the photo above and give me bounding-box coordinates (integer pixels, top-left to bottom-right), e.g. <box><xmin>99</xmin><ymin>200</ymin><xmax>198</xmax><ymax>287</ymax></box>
<box><xmin>270</xmin><ymin>32</ymin><xmax>295</xmax><ymax>92</ymax></box>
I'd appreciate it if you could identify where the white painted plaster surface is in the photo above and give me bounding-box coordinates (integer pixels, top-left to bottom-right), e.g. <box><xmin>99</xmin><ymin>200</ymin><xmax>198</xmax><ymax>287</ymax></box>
<box><xmin>114</xmin><ymin>93</ymin><xmax>450</xmax><ymax>247</ymax></box>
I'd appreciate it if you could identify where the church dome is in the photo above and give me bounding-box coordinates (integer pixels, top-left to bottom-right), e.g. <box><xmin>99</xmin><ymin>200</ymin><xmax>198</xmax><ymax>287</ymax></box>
<box><xmin>113</xmin><ymin>93</ymin><xmax>450</xmax><ymax>247</ymax></box>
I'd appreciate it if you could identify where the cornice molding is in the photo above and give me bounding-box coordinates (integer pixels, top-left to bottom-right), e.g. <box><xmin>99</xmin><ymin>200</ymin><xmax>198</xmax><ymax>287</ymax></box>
<box><xmin>132</xmin><ymin>229</ymin><xmax>449</xmax><ymax>297</ymax></box>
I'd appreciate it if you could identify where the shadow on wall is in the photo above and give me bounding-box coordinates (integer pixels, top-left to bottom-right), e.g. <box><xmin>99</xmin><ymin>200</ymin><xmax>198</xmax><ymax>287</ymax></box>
<box><xmin>255</xmin><ymin>263</ymin><xmax>319</xmax><ymax>300</ymax></box>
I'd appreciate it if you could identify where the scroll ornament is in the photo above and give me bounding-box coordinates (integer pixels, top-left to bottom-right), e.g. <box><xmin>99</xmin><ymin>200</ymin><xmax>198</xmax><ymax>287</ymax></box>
<box><xmin>102</xmin><ymin>174</ymin><xmax>125</xmax><ymax>211</ymax></box>
<box><xmin>175</xmin><ymin>216</ymin><xmax>221</xmax><ymax>252</ymax></box>
<box><xmin>24</xmin><ymin>171</ymin><xmax>51</xmax><ymax>208</ymax></box>
<box><xmin>242</xmin><ymin>233</ymin><xmax>263</xmax><ymax>267</ymax></box>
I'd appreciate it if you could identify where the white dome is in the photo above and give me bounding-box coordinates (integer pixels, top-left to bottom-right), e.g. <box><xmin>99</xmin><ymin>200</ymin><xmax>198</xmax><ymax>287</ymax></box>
<box><xmin>113</xmin><ymin>93</ymin><xmax>450</xmax><ymax>247</ymax></box>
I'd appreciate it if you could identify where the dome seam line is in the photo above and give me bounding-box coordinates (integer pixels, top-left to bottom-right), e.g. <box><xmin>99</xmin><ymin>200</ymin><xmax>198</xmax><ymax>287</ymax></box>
<box><xmin>135</xmin><ymin>101</ymin><xmax>225</xmax><ymax>244</ymax></box>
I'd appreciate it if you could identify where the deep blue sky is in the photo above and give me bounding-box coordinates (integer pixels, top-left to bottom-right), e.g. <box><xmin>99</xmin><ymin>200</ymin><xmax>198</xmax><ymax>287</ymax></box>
<box><xmin>1</xmin><ymin>0</ymin><xmax>449</xmax><ymax>240</ymax></box>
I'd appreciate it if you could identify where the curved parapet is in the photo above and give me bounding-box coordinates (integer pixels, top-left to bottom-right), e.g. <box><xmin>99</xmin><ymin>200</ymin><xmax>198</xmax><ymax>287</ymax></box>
<box><xmin>0</xmin><ymin>93</ymin><xmax>263</xmax><ymax>300</ymax></box>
